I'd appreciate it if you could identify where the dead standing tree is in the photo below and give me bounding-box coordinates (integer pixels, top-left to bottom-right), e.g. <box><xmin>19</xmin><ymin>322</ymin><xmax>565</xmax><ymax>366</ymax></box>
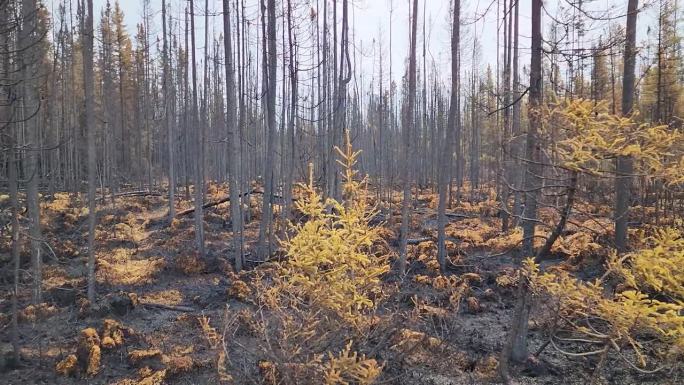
<box><xmin>223</xmin><ymin>0</ymin><xmax>244</xmax><ymax>270</ymax></box>
<box><xmin>437</xmin><ymin>0</ymin><xmax>459</xmax><ymax>274</ymax></box>
<box><xmin>398</xmin><ymin>0</ymin><xmax>419</xmax><ymax>275</ymax></box>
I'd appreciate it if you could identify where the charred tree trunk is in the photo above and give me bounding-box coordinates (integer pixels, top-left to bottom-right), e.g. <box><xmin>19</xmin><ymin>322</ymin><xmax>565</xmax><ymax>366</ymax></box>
<box><xmin>500</xmin><ymin>0</ymin><xmax>543</xmax><ymax>377</ymax></box>
<box><xmin>223</xmin><ymin>0</ymin><xmax>244</xmax><ymax>270</ymax></box>
<box><xmin>615</xmin><ymin>0</ymin><xmax>638</xmax><ymax>253</ymax></box>
<box><xmin>437</xmin><ymin>0</ymin><xmax>459</xmax><ymax>274</ymax></box>
<box><xmin>163</xmin><ymin>0</ymin><xmax>176</xmax><ymax>220</ymax></box>
<box><xmin>398</xmin><ymin>0</ymin><xmax>418</xmax><ymax>275</ymax></box>
<box><xmin>190</xmin><ymin>0</ymin><xmax>205</xmax><ymax>258</ymax></box>
<box><xmin>83</xmin><ymin>0</ymin><xmax>97</xmax><ymax>302</ymax></box>
<box><xmin>257</xmin><ymin>0</ymin><xmax>277</xmax><ymax>258</ymax></box>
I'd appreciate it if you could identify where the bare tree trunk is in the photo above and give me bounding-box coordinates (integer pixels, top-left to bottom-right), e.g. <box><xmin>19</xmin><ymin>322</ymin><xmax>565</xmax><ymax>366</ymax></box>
<box><xmin>101</xmin><ymin>3</ymin><xmax>115</xmax><ymax>204</ymax></box>
<box><xmin>223</xmin><ymin>0</ymin><xmax>244</xmax><ymax>271</ymax></box>
<box><xmin>2</xmin><ymin>0</ymin><xmax>19</xmax><ymax>359</ymax></box>
<box><xmin>190</xmin><ymin>0</ymin><xmax>205</xmax><ymax>258</ymax></box>
<box><xmin>500</xmin><ymin>0</ymin><xmax>543</xmax><ymax>377</ymax></box>
<box><xmin>437</xmin><ymin>0</ymin><xmax>459</xmax><ymax>274</ymax></box>
<box><xmin>257</xmin><ymin>0</ymin><xmax>277</xmax><ymax>259</ymax></box>
<box><xmin>615</xmin><ymin>0</ymin><xmax>638</xmax><ymax>253</ymax></box>
<box><xmin>4</xmin><ymin>7</ymin><xmax>21</xmax><ymax>355</ymax></box>
<box><xmin>183</xmin><ymin>8</ymin><xmax>191</xmax><ymax>201</ymax></box>
<box><xmin>237</xmin><ymin>0</ymin><xmax>250</xmax><ymax>225</ymax></box>
<box><xmin>521</xmin><ymin>0</ymin><xmax>542</xmax><ymax>262</ymax></box>
<box><xmin>511</xmin><ymin>0</ymin><xmax>522</xmax><ymax>224</ymax></box>
<box><xmin>283</xmin><ymin>0</ymin><xmax>297</xmax><ymax>227</ymax></box>
<box><xmin>500</xmin><ymin>0</ymin><xmax>512</xmax><ymax>232</ymax></box>
<box><xmin>83</xmin><ymin>0</ymin><xmax>97</xmax><ymax>303</ymax></box>
<box><xmin>398</xmin><ymin>0</ymin><xmax>419</xmax><ymax>275</ymax></box>
<box><xmin>19</xmin><ymin>0</ymin><xmax>43</xmax><ymax>304</ymax></box>
<box><xmin>9</xmin><ymin>136</ymin><xmax>21</xmax><ymax>363</ymax></box>
<box><xmin>163</xmin><ymin>0</ymin><xmax>176</xmax><ymax>220</ymax></box>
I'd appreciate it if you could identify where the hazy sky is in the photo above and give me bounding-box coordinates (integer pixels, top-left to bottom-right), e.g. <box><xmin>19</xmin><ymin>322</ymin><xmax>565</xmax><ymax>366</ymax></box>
<box><xmin>55</xmin><ymin>0</ymin><xmax>663</xmax><ymax>89</ymax></box>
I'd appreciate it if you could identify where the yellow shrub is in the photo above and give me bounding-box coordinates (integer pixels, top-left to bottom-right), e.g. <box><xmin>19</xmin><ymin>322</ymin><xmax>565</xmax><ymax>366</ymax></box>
<box><xmin>323</xmin><ymin>342</ymin><xmax>382</xmax><ymax>385</ymax></box>
<box><xmin>550</xmin><ymin>99</ymin><xmax>682</xmax><ymax>178</ymax></box>
<box><xmin>608</xmin><ymin>227</ymin><xmax>684</xmax><ymax>300</ymax></box>
<box><xmin>277</xmin><ymin>134</ymin><xmax>389</xmax><ymax>321</ymax></box>
<box><xmin>526</xmin><ymin>238</ymin><xmax>684</xmax><ymax>369</ymax></box>
<box><xmin>55</xmin><ymin>354</ymin><xmax>78</xmax><ymax>377</ymax></box>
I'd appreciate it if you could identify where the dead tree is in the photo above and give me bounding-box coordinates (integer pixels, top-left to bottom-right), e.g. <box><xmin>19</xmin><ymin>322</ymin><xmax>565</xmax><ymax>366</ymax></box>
<box><xmin>163</xmin><ymin>0</ymin><xmax>176</xmax><ymax>220</ymax></box>
<box><xmin>256</xmin><ymin>0</ymin><xmax>278</xmax><ymax>259</ymax></box>
<box><xmin>615</xmin><ymin>0</ymin><xmax>638</xmax><ymax>253</ymax></box>
<box><xmin>189</xmin><ymin>0</ymin><xmax>205</xmax><ymax>257</ymax></box>
<box><xmin>223</xmin><ymin>0</ymin><xmax>244</xmax><ymax>270</ymax></box>
<box><xmin>500</xmin><ymin>0</ymin><xmax>543</xmax><ymax>378</ymax></box>
<box><xmin>83</xmin><ymin>0</ymin><xmax>97</xmax><ymax>302</ymax></box>
<box><xmin>398</xmin><ymin>0</ymin><xmax>419</xmax><ymax>275</ymax></box>
<box><xmin>437</xmin><ymin>0</ymin><xmax>459</xmax><ymax>274</ymax></box>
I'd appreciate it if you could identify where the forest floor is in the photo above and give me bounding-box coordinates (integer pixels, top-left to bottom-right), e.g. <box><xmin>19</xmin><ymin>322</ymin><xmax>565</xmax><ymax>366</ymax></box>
<box><xmin>0</xmin><ymin>183</ymin><xmax>680</xmax><ymax>385</ymax></box>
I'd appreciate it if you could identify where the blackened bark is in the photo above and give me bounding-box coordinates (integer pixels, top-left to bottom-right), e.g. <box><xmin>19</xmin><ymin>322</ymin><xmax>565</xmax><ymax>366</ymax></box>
<box><xmin>615</xmin><ymin>0</ymin><xmax>638</xmax><ymax>253</ymax></box>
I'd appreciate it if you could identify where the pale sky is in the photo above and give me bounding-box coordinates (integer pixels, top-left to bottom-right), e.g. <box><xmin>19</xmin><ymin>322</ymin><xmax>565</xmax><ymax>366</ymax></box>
<box><xmin>52</xmin><ymin>0</ymin><xmax>665</xmax><ymax>92</ymax></box>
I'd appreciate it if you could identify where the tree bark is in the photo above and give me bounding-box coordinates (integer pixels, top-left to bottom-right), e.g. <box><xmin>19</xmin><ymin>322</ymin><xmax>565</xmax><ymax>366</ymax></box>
<box><xmin>437</xmin><ymin>0</ymin><xmax>459</xmax><ymax>274</ymax></box>
<box><xmin>398</xmin><ymin>0</ymin><xmax>419</xmax><ymax>275</ymax></box>
<box><xmin>163</xmin><ymin>0</ymin><xmax>176</xmax><ymax>221</ymax></box>
<box><xmin>500</xmin><ymin>0</ymin><xmax>543</xmax><ymax>376</ymax></box>
<box><xmin>256</xmin><ymin>0</ymin><xmax>277</xmax><ymax>259</ymax></box>
<box><xmin>190</xmin><ymin>0</ymin><xmax>205</xmax><ymax>258</ymax></box>
<box><xmin>615</xmin><ymin>0</ymin><xmax>638</xmax><ymax>253</ymax></box>
<box><xmin>223</xmin><ymin>0</ymin><xmax>244</xmax><ymax>271</ymax></box>
<box><xmin>83</xmin><ymin>0</ymin><xmax>97</xmax><ymax>302</ymax></box>
<box><xmin>5</xmin><ymin>6</ymin><xmax>21</xmax><ymax>356</ymax></box>
<box><xmin>19</xmin><ymin>0</ymin><xmax>43</xmax><ymax>304</ymax></box>
<box><xmin>283</xmin><ymin>0</ymin><xmax>297</xmax><ymax>229</ymax></box>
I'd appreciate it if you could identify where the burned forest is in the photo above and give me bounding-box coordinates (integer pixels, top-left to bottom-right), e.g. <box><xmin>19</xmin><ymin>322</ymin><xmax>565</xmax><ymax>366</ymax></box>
<box><xmin>1</xmin><ymin>0</ymin><xmax>684</xmax><ymax>384</ymax></box>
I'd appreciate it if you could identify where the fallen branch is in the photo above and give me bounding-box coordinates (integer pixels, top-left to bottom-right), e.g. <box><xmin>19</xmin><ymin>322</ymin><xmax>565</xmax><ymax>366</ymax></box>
<box><xmin>176</xmin><ymin>189</ymin><xmax>257</xmax><ymax>217</ymax></box>
<box><xmin>445</xmin><ymin>212</ymin><xmax>475</xmax><ymax>219</ymax></box>
<box><xmin>141</xmin><ymin>302</ymin><xmax>195</xmax><ymax>312</ymax></box>
<box><xmin>406</xmin><ymin>237</ymin><xmax>432</xmax><ymax>245</ymax></box>
<box><xmin>97</xmin><ymin>190</ymin><xmax>162</xmax><ymax>202</ymax></box>
<box><xmin>414</xmin><ymin>208</ymin><xmax>475</xmax><ymax>220</ymax></box>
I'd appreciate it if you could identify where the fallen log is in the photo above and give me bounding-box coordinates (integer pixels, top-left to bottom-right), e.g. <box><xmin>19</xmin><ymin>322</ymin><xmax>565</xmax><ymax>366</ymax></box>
<box><xmin>176</xmin><ymin>189</ymin><xmax>257</xmax><ymax>217</ymax></box>
<box><xmin>176</xmin><ymin>188</ymin><xmax>302</xmax><ymax>217</ymax></box>
<box><xmin>114</xmin><ymin>190</ymin><xmax>162</xmax><ymax>198</ymax></box>
<box><xmin>445</xmin><ymin>212</ymin><xmax>474</xmax><ymax>219</ymax></box>
<box><xmin>414</xmin><ymin>208</ymin><xmax>475</xmax><ymax>220</ymax></box>
<box><xmin>406</xmin><ymin>237</ymin><xmax>433</xmax><ymax>245</ymax></box>
<box><xmin>141</xmin><ymin>302</ymin><xmax>195</xmax><ymax>312</ymax></box>
<box><xmin>97</xmin><ymin>190</ymin><xmax>162</xmax><ymax>202</ymax></box>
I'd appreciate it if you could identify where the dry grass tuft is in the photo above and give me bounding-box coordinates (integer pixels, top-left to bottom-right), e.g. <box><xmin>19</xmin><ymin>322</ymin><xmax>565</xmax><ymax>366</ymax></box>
<box><xmin>466</xmin><ymin>297</ymin><xmax>481</xmax><ymax>313</ymax></box>
<box><xmin>98</xmin><ymin>248</ymin><xmax>165</xmax><ymax>285</ymax></box>
<box><xmin>109</xmin><ymin>369</ymin><xmax>167</xmax><ymax>385</ymax></box>
<box><xmin>128</xmin><ymin>349</ymin><xmax>163</xmax><ymax>365</ymax></box>
<box><xmin>55</xmin><ymin>354</ymin><xmax>78</xmax><ymax>377</ymax></box>
<box><xmin>140</xmin><ymin>289</ymin><xmax>184</xmax><ymax>306</ymax></box>
<box><xmin>163</xmin><ymin>354</ymin><xmax>195</xmax><ymax>375</ymax></box>
<box><xmin>474</xmin><ymin>355</ymin><xmax>499</xmax><ymax>379</ymax></box>
<box><xmin>174</xmin><ymin>253</ymin><xmax>206</xmax><ymax>275</ymax></box>
<box><xmin>76</xmin><ymin>328</ymin><xmax>101</xmax><ymax>377</ymax></box>
<box><xmin>101</xmin><ymin>319</ymin><xmax>126</xmax><ymax>349</ymax></box>
<box><xmin>227</xmin><ymin>274</ymin><xmax>251</xmax><ymax>301</ymax></box>
<box><xmin>19</xmin><ymin>303</ymin><xmax>58</xmax><ymax>323</ymax></box>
